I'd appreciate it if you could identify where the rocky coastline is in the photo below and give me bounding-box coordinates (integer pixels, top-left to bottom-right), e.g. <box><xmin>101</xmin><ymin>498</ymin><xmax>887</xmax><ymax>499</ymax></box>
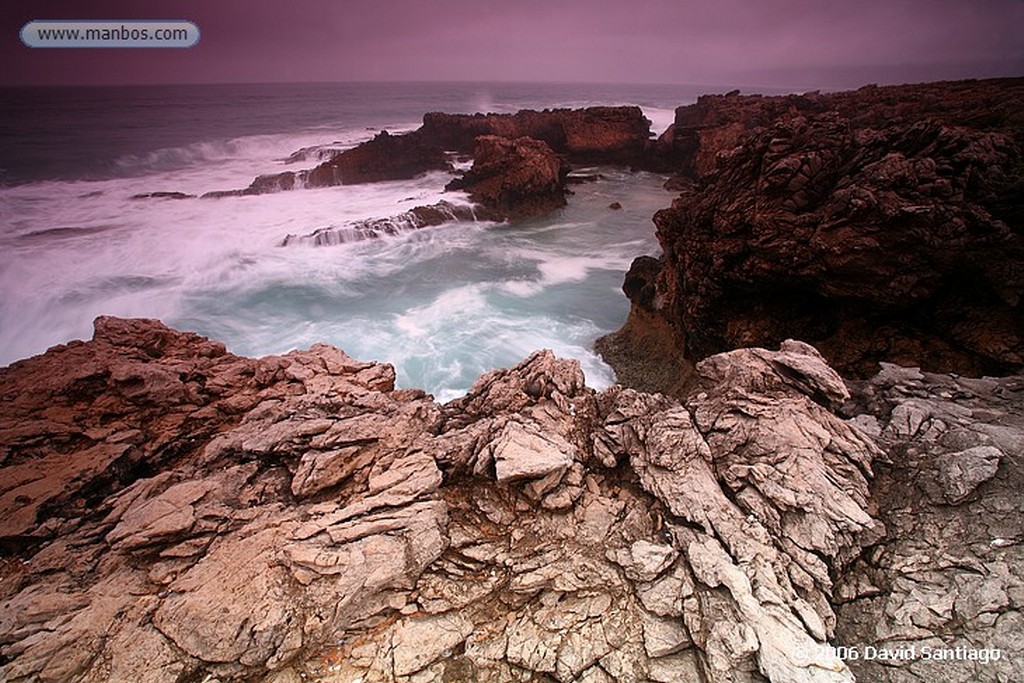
<box><xmin>607</xmin><ymin>78</ymin><xmax>1024</xmax><ymax>385</ymax></box>
<box><xmin>2</xmin><ymin>78</ymin><xmax>1022</xmax><ymax>682</ymax></box>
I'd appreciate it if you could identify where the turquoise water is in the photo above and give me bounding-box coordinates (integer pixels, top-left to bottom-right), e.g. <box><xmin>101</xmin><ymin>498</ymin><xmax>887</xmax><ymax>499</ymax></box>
<box><xmin>178</xmin><ymin>168</ymin><xmax>669</xmax><ymax>400</ymax></box>
<box><xmin>0</xmin><ymin>82</ymin><xmax>715</xmax><ymax>396</ymax></box>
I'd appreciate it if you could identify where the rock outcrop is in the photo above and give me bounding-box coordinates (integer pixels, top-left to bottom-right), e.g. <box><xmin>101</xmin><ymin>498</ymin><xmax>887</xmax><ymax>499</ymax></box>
<box><xmin>420</xmin><ymin>106</ymin><xmax>654</xmax><ymax>167</ymax></box>
<box><xmin>652</xmin><ymin>79</ymin><xmax>1024</xmax><ymax>181</ymax></box>
<box><xmin>608</xmin><ymin>77</ymin><xmax>1024</xmax><ymax>381</ymax></box>
<box><xmin>201</xmin><ymin>107</ymin><xmax>653</xmax><ymax>216</ymax></box>
<box><xmin>0</xmin><ymin>317</ymin><xmax>910</xmax><ymax>683</ymax></box>
<box><xmin>836</xmin><ymin>365</ymin><xmax>1024</xmax><ymax>683</ymax></box>
<box><xmin>280</xmin><ymin>201</ymin><xmax>482</xmax><ymax>247</ymax></box>
<box><xmin>445</xmin><ymin>135</ymin><xmax>570</xmax><ymax>220</ymax></box>
<box><xmin>202</xmin><ymin>130</ymin><xmax>453</xmax><ymax>199</ymax></box>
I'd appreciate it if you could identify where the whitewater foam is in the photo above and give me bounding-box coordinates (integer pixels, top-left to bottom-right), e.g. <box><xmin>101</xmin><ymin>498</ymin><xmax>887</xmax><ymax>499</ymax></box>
<box><xmin>0</xmin><ymin>83</ymin><xmax>690</xmax><ymax>397</ymax></box>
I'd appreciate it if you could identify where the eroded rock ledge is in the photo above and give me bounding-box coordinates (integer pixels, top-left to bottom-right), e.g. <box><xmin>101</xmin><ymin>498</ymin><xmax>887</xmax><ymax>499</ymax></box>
<box><xmin>1</xmin><ymin>318</ymin><xmax>1019</xmax><ymax>682</ymax></box>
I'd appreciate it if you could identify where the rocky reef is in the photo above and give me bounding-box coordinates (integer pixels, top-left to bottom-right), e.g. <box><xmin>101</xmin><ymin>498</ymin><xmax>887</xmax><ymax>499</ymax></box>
<box><xmin>0</xmin><ymin>318</ymin><xmax>1020</xmax><ymax>683</ymax></box>
<box><xmin>445</xmin><ymin>135</ymin><xmax>570</xmax><ymax>221</ymax></box>
<box><xmin>201</xmin><ymin>106</ymin><xmax>653</xmax><ymax>223</ymax></box>
<box><xmin>608</xmin><ymin>78</ymin><xmax>1024</xmax><ymax>381</ymax></box>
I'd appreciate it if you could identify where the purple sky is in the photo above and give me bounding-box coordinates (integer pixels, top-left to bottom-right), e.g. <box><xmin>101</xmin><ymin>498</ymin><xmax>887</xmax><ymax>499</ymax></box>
<box><xmin>3</xmin><ymin>0</ymin><xmax>1023</xmax><ymax>88</ymax></box>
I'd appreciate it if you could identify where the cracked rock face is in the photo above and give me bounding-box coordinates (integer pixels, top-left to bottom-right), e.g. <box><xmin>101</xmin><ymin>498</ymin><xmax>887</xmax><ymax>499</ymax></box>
<box><xmin>835</xmin><ymin>365</ymin><xmax>1024</xmax><ymax>683</ymax></box>
<box><xmin>618</xmin><ymin>78</ymin><xmax>1024</xmax><ymax>380</ymax></box>
<box><xmin>0</xmin><ymin>318</ymin><xmax>1019</xmax><ymax>682</ymax></box>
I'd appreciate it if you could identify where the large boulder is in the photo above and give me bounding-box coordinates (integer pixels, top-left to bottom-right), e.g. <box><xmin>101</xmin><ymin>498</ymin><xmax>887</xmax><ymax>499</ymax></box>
<box><xmin>446</xmin><ymin>135</ymin><xmax>569</xmax><ymax>220</ymax></box>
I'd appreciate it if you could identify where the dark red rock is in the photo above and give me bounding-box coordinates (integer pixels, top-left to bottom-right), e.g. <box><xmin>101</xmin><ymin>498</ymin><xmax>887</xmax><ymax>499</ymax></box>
<box><xmin>611</xmin><ymin>78</ymin><xmax>1024</xmax><ymax>380</ymax></box>
<box><xmin>655</xmin><ymin>78</ymin><xmax>1024</xmax><ymax>181</ymax></box>
<box><xmin>421</xmin><ymin>106</ymin><xmax>653</xmax><ymax>166</ymax></box>
<box><xmin>445</xmin><ymin>136</ymin><xmax>569</xmax><ymax>221</ymax></box>
<box><xmin>304</xmin><ymin>129</ymin><xmax>451</xmax><ymax>186</ymax></box>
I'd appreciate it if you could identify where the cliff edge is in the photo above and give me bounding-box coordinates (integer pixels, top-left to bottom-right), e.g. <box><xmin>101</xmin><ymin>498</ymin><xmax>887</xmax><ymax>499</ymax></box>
<box><xmin>605</xmin><ymin>78</ymin><xmax>1024</xmax><ymax>383</ymax></box>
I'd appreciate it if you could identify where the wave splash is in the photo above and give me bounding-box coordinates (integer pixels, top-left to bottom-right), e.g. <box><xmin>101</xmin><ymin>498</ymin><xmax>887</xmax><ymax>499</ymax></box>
<box><xmin>280</xmin><ymin>200</ymin><xmax>485</xmax><ymax>247</ymax></box>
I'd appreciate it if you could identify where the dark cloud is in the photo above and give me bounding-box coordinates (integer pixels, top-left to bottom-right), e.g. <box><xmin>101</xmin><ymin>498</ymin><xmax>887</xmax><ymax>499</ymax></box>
<box><xmin>2</xmin><ymin>0</ymin><xmax>1022</xmax><ymax>87</ymax></box>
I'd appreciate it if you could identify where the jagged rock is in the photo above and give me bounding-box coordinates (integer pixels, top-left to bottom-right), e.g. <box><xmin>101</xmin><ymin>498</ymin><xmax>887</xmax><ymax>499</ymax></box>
<box><xmin>835</xmin><ymin>366</ymin><xmax>1024</xmax><ymax>683</ymax></box>
<box><xmin>305</xmin><ymin>129</ymin><xmax>452</xmax><ymax>186</ymax></box>
<box><xmin>608</xmin><ymin>77</ymin><xmax>1024</xmax><ymax>383</ymax></box>
<box><xmin>391</xmin><ymin>613</ymin><xmax>474</xmax><ymax>676</ymax></box>
<box><xmin>0</xmin><ymin>318</ymin><xmax>1019</xmax><ymax>683</ymax></box>
<box><xmin>934</xmin><ymin>444</ymin><xmax>1003</xmax><ymax>504</ymax></box>
<box><xmin>653</xmin><ymin>78</ymin><xmax>1024</xmax><ymax>181</ymax></box>
<box><xmin>490</xmin><ymin>420</ymin><xmax>574</xmax><ymax>484</ymax></box>
<box><xmin>445</xmin><ymin>135</ymin><xmax>569</xmax><ymax>220</ymax></box>
<box><xmin>608</xmin><ymin>540</ymin><xmax>678</xmax><ymax>582</ymax></box>
<box><xmin>203</xmin><ymin>106</ymin><xmax>653</xmax><ymax>206</ymax></box>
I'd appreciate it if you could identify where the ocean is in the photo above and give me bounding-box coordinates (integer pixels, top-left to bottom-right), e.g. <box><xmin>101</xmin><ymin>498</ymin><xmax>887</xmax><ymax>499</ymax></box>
<box><xmin>0</xmin><ymin>81</ymin><xmax>741</xmax><ymax>399</ymax></box>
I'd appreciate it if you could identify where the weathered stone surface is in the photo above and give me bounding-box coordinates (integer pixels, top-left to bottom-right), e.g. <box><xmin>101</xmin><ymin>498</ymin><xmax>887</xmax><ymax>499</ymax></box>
<box><xmin>934</xmin><ymin>444</ymin><xmax>1003</xmax><ymax>504</ymax></box>
<box><xmin>835</xmin><ymin>365</ymin><xmax>1024</xmax><ymax>683</ymax></box>
<box><xmin>490</xmin><ymin>419</ymin><xmax>574</xmax><ymax>483</ymax></box>
<box><xmin>390</xmin><ymin>613</ymin><xmax>474</xmax><ymax>676</ymax></box>
<box><xmin>1</xmin><ymin>319</ymin><xmax>1019</xmax><ymax>683</ymax></box>
<box><xmin>446</xmin><ymin>135</ymin><xmax>569</xmax><ymax>220</ymax></box>
<box><xmin>607</xmin><ymin>77</ymin><xmax>1024</xmax><ymax>384</ymax></box>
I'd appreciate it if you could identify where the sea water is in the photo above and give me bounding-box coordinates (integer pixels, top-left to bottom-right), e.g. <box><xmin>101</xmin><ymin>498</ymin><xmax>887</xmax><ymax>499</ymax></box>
<box><xmin>0</xmin><ymin>81</ymin><xmax>736</xmax><ymax>399</ymax></box>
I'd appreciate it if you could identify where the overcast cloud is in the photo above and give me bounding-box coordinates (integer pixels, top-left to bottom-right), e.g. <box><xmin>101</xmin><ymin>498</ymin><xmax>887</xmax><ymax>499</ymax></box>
<box><xmin>2</xmin><ymin>0</ymin><xmax>1022</xmax><ymax>88</ymax></box>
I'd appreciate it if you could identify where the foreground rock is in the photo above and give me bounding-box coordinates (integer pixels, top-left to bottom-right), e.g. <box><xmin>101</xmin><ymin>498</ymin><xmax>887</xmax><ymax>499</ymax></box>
<box><xmin>0</xmin><ymin>318</ymin><xmax>901</xmax><ymax>682</ymax></box>
<box><xmin>836</xmin><ymin>365</ymin><xmax>1024</xmax><ymax>683</ymax></box>
<box><xmin>610</xmin><ymin>77</ymin><xmax>1024</xmax><ymax>381</ymax></box>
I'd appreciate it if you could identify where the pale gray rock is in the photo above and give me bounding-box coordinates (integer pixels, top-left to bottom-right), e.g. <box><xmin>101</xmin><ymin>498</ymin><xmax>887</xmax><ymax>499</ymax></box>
<box><xmin>836</xmin><ymin>367</ymin><xmax>1024</xmax><ymax>683</ymax></box>
<box><xmin>641</xmin><ymin>611</ymin><xmax>692</xmax><ymax>657</ymax></box>
<box><xmin>491</xmin><ymin>420</ymin><xmax>574</xmax><ymax>483</ymax></box>
<box><xmin>6</xmin><ymin>321</ymin><xmax>1017</xmax><ymax>683</ymax></box>
<box><xmin>935</xmin><ymin>444</ymin><xmax>1002</xmax><ymax>504</ymax></box>
<box><xmin>609</xmin><ymin>540</ymin><xmax>678</xmax><ymax>583</ymax></box>
<box><xmin>390</xmin><ymin>613</ymin><xmax>474</xmax><ymax>676</ymax></box>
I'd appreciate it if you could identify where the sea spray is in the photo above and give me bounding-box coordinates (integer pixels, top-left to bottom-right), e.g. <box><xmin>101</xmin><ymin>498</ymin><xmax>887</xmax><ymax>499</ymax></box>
<box><xmin>0</xmin><ymin>82</ymin><xmax>711</xmax><ymax>396</ymax></box>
